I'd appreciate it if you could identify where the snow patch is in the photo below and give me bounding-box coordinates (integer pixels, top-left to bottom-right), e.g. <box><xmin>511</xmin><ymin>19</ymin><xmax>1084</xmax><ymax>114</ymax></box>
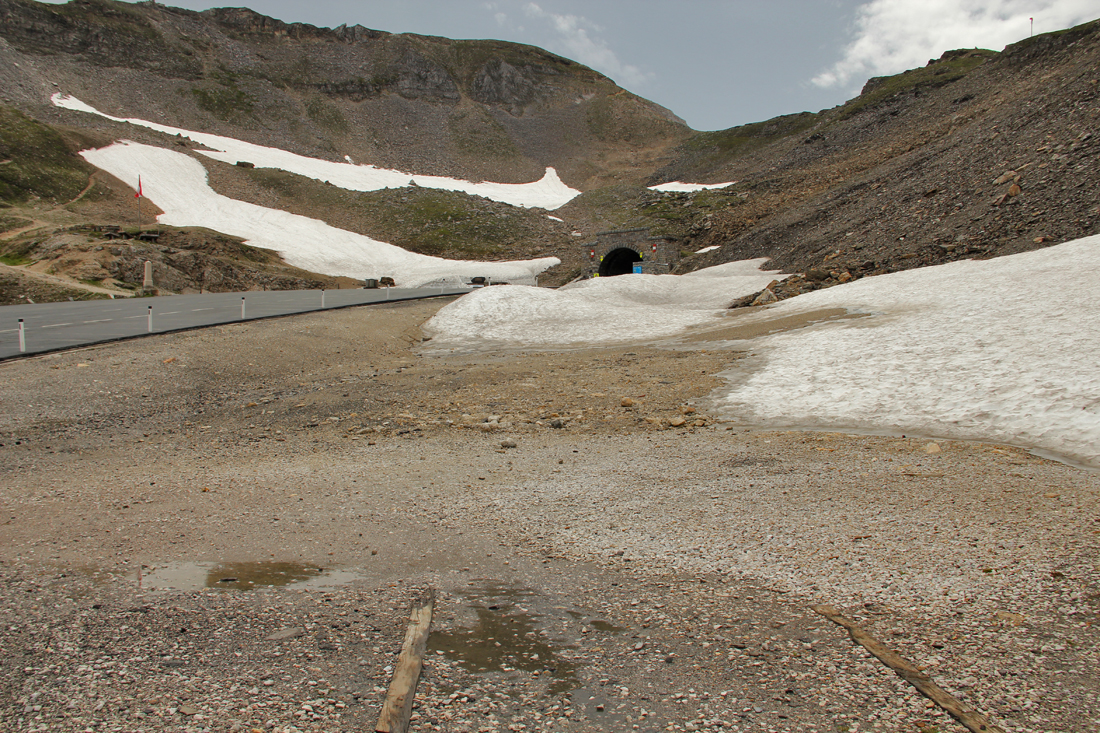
<box><xmin>649</xmin><ymin>181</ymin><xmax>737</xmax><ymax>192</ymax></box>
<box><xmin>423</xmin><ymin>258</ymin><xmax>785</xmax><ymax>348</ymax></box>
<box><xmin>79</xmin><ymin>141</ymin><xmax>558</xmax><ymax>287</ymax></box>
<box><xmin>52</xmin><ymin>93</ymin><xmax>581</xmax><ymax>210</ymax></box>
<box><xmin>713</xmin><ymin>236</ymin><xmax>1100</xmax><ymax>467</ymax></box>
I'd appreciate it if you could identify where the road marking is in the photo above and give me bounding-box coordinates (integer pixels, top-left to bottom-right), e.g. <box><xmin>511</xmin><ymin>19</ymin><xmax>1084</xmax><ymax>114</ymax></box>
<box><xmin>83</xmin><ymin>319</ymin><xmax>112</xmax><ymax>324</ymax></box>
<box><xmin>162</xmin><ymin>311</ymin><xmax>181</xmax><ymax>315</ymax></box>
<box><xmin>191</xmin><ymin>308</ymin><xmax>213</xmax><ymax>312</ymax></box>
<box><xmin>42</xmin><ymin>323</ymin><xmax>74</xmax><ymax>328</ymax></box>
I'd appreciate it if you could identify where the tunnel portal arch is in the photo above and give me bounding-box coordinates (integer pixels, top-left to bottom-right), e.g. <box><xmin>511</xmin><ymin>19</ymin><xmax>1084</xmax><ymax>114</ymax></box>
<box><xmin>583</xmin><ymin>228</ymin><xmax>678</xmax><ymax>278</ymax></box>
<box><xmin>598</xmin><ymin>247</ymin><xmax>643</xmax><ymax>277</ymax></box>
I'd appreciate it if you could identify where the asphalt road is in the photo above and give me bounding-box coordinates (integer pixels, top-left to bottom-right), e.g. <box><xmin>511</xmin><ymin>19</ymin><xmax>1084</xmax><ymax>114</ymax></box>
<box><xmin>0</xmin><ymin>287</ymin><xmax>467</xmax><ymax>360</ymax></box>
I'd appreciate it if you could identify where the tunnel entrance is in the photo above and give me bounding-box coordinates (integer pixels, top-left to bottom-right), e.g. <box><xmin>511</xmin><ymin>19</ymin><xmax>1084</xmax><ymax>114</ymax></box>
<box><xmin>598</xmin><ymin>247</ymin><xmax>642</xmax><ymax>277</ymax></box>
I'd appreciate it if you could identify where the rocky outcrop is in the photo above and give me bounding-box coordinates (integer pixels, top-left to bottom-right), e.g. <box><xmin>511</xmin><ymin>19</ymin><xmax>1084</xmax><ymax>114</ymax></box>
<box><xmin>394</xmin><ymin>50</ymin><xmax>459</xmax><ymax>101</ymax></box>
<box><xmin>470</xmin><ymin>59</ymin><xmax>545</xmax><ymax>114</ymax></box>
<box><xmin>0</xmin><ymin>0</ymin><xmax>203</xmax><ymax>79</ymax></box>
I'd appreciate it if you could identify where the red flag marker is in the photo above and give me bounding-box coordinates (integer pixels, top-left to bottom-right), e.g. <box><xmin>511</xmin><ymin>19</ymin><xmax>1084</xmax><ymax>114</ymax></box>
<box><xmin>135</xmin><ymin>176</ymin><xmax>142</xmax><ymax>199</ymax></box>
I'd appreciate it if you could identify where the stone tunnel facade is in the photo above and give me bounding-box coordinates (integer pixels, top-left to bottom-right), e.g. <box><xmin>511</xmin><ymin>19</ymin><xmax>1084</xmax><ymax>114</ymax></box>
<box><xmin>581</xmin><ymin>228</ymin><xmax>680</xmax><ymax>278</ymax></box>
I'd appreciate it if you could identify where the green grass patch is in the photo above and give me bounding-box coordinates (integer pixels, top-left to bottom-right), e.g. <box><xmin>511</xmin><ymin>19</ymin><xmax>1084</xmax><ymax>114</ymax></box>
<box><xmin>0</xmin><ymin>106</ymin><xmax>93</xmax><ymax>205</ymax></box>
<box><xmin>0</xmin><ymin>253</ymin><xmax>32</xmax><ymax>266</ymax></box>
<box><xmin>190</xmin><ymin>69</ymin><xmax>256</xmax><ymax>122</ymax></box>
<box><xmin>305</xmin><ymin>97</ymin><xmax>349</xmax><ymax>133</ymax></box>
<box><xmin>191</xmin><ymin>85</ymin><xmax>255</xmax><ymax>122</ymax></box>
<box><xmin>836</xmin><ymin>49</ymin><xmax>997</xmax><ymax>120</ymax></box>
<box><xmin>0</xmin><ymin>215</ymin><xmax>32</xmax><ymax>235</ymax></box>
<box><xmin>364</xmin><ymin>188</ymin><xmax>543</xmax><ymax>257</ymax></box>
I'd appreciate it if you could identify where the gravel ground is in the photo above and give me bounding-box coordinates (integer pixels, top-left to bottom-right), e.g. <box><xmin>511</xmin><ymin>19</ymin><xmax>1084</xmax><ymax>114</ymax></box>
<box><xmin>1</xmin><ymin>297</ymin><xmax>1097</xmax><ymax>733</ymax></box>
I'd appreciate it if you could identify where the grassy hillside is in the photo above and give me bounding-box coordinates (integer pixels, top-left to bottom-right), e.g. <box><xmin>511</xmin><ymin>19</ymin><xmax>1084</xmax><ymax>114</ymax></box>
<box><xmin>0</xmin><ymin>106</ymin><xmax>93</xmax><ymax>206</ymax></box>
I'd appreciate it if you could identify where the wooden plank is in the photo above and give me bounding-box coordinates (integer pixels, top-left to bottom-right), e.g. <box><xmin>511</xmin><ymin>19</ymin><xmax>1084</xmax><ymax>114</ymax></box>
<box><xmin>814</xmin><ymin>604</ymin><xmax>1007</xmax><ymax>733</ymax></box>
<box><xmin>375</xmin><ymin>589</ymin><xmax>435</xmax><ymax>733</ymax></box>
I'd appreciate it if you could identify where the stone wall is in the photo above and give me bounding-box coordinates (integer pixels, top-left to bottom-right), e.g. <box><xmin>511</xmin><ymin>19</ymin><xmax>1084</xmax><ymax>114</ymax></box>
<box><xmin>581</xmin><ymin>228</ymin><xmax>679</xmax><ymax>277</ymax></box>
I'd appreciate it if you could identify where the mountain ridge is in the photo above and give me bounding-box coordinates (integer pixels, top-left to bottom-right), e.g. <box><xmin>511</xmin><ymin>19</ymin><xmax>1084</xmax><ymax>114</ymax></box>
<box><xmin>1</xmin><ymin>0</ymin><xmax>1098</xmax><ymax>302</ymax></box>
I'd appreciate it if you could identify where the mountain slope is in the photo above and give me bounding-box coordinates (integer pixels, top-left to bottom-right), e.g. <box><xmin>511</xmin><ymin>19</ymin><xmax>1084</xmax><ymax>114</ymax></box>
<box><xmin>0</xmin><ymin>1</ymin><xmax>1097</xmax><ymax>302</ymax></box>
<box><xmin>655</xmin><ymin>21</ymin><xmax>1100</xmax><ymax>298</ymax></box>
<box><xmin>0</xmin><ymin>0</ymin><xmax>690</xmax><ymax>189</ymax></box>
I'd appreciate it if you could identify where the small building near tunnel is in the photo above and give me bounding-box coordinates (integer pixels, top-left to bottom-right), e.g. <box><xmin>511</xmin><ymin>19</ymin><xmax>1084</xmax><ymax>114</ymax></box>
<box><xmin>582</xmin><ymin>228</ymin><xmax>680</xmax><ymax>278</ymax></box>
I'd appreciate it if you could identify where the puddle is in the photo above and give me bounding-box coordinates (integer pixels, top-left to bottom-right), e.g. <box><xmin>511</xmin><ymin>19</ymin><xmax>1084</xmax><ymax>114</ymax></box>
<box><xmin>430</xmin><ymin>582</ymin><xmax>580</xmax><ymax>696</ymax></box>
<box><xmin>138</xmin><ymin>561</ymin><xmax>362</xmax><ymax>591</ymax></box>
<box><xmin>429</xmin><ymin>580</ymin><xmax>630</xmax><ymax>715</ymax></box>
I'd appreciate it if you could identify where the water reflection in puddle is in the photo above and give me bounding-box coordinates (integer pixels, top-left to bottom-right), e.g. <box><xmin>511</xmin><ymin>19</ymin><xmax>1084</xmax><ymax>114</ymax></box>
<box><xmin>430</xmin><ymin>580</ymin><xmax>628</xmax><ymax>724</ymax></box>
<box><xmin>140</xmin><ymin>561</ymin><xmax>362</xmax><ymax>591</ymax></box>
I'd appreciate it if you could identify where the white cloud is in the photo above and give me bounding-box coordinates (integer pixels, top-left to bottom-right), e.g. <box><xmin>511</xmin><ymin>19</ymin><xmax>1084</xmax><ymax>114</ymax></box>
<box><xmin>523</xmin><ymin>2</ymin><xmax>653</xmax><ymax>88</ymax></box>
<box><xmin>813</xmin><ymin>0</ymin><xmax>1100</xmax><ymax>89</ymax></box>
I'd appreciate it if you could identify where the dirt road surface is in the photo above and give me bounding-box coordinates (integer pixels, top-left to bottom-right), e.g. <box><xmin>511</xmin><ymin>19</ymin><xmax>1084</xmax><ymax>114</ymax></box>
<box><xmin>2</xmin><ymin>298</ymin><xmax>1097</xmax><ymax>733</ymax></box>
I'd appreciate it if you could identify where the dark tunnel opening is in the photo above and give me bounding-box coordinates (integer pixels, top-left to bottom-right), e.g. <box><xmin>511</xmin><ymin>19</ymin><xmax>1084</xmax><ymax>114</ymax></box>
<box><xmin>598</xmin><ymin>248</ymin><xmax>642</xmax><ymax>277</ymax></box>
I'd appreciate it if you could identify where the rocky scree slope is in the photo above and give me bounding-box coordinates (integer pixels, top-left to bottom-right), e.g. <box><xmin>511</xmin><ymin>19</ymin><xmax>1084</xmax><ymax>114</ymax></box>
<box><xmin>0</xmin><ymin>0</ymin><xmax>690</xmax><ymax>188</ymax></box>
<box><xmin>658</xmin><ymin>20</ymin><xmax>1100</xmax><ymax>303</ymax></box>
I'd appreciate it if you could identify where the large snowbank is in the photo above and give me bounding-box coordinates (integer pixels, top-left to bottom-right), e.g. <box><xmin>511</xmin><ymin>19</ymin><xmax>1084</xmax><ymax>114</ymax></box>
<box><xmin>713</xmin><ymin>235</ymin><xmax>1100</xmax><ymax>466</ymax></box>
<box><xmin>80</xmin><ymin>141</ymin><xmax>558</xmax><ymax>286</ymax></box>
<box><xmin>425</xmin><ymin>238</ymin><xmax>1100</xmax><ymax>466</ymax></box>
<box><xmin>422</xmin><ymin>258</ymin><xmax>785</xmax><ymax>348</ymax></box>
<box><xmin>52</xmin><ymin>94</ymin><xmax>581</xmax><ymax>210</ymax></box>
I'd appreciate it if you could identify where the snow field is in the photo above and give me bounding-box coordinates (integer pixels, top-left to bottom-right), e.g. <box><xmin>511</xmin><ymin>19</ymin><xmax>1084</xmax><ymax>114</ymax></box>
<box><xmin>648</xmin><ymin>181</ymin><xmax>737</xmax><ymax>192</ymax></box>
<box><xmin>80</xmin><ymin>141</ymin><xmax>558</xmax><ymax>287</ymax></box>
<box><xmin>426</xmin><ymin>237</ymin><xmax>1100</xmax><ymax>466</ymax></box>
<box><xmin>52</xmin><ymin>94</ymin><xmax>581</xmax><ymax>210</ymax></box>
<box><xmin>714</xmin><ymin>235</ymin><xmax>1100</xmax><ymax>466</ymax></box>
<box><xmin>422</xmin><ymin>258</ymin><xmax>786</xmax><ymax>347</ymax></box>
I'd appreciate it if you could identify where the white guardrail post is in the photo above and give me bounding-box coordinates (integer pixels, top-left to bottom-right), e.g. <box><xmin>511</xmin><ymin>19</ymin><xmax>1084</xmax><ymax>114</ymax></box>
<box><xmin>18</xmin><ymin>318</ymin><xmax>25</xmax><ymax>353</ymax></box>
<box><xmin>241</xmin><ymin>296</ymin><xmax>246</xmax><ymax>320</ymax></box>
<box><xmin>147</xmin><ymin>305</ymin><xmax>152</xmax><ymax>332</ymax></box>
<box><xmin>322</xmin><ymin>289</ymin><xmax>326</xmax><ymax>308</ymax></box>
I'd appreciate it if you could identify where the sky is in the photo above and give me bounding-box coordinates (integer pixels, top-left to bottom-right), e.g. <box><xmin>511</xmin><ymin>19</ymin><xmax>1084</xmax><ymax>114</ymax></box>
<box><xmin>42</xmin><ymin>0</ymin><xmax>1100</xmax><ymax>129</ymax></box>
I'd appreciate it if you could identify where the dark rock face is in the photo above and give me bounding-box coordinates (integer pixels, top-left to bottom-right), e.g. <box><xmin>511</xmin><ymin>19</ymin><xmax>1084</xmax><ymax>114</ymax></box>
<box><xmin>471</xmin><ymin>60</ymin><xmax>543</xmax><ymax>114</ymax></box>
<box><xmin>0</xmin><ymin>0</ymin><xmax>202</xmax><ymax>79</ymax></box>
<box><xmin>394</xmin><ymin>50</ymin><xmax>459</xmax><ymax>101</ymax></box>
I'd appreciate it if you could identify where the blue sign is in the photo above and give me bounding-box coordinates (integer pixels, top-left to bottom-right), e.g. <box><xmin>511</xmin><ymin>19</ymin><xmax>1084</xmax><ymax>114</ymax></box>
<box><xmin>632</xmin><ymin>263</ymin><xmax>643</xmax><ymax>274</ymax></box>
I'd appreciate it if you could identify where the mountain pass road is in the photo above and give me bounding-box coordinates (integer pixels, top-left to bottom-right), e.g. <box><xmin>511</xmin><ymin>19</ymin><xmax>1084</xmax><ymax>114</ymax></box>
<box><xmin>0</xmin><ymin>287</ymin><xmax>468</xmax><ymax>360</ymax></box>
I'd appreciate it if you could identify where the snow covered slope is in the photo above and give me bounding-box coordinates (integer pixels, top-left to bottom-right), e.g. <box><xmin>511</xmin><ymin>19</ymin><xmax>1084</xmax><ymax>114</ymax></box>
<box><xmin>714</xmin><ymin>236</ymin><xmax>1100</xmax><ymax>466</ymax></box>
<box><xmin>80</xmin><ymin>141</ymin><xmax>558</xmax><ymax>287</ymax></box>
<box><xmin>425</xmin><ymin>238</ymin><xmax>1100</xmax><ymax>466</ymax></box>
<box><xmin>422</xmin><ymin>259</ymin><xmax>786</xmax><ymax>348</ymax></box>
<box><xmin>53</xmin><ymin>94</ymin><xmax>581</xmax><ymax>210</ymax></box>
